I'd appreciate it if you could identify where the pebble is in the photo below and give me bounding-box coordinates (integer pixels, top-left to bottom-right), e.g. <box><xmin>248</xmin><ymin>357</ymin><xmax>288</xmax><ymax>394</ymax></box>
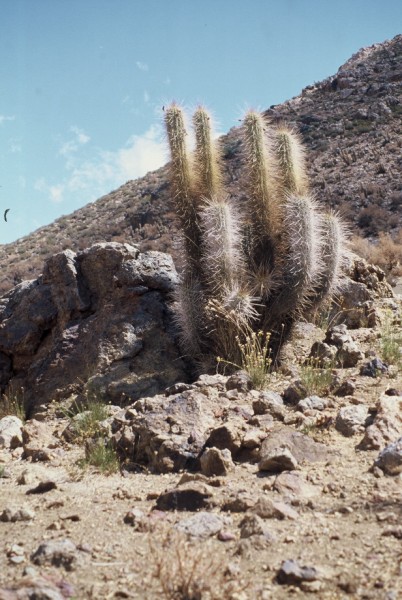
<box><xmin>239</xmin><ymin>514</ymin><xmax>275</xmax><ymax>541</ymax></box>
<box><xmin>175</xmin><ymin>511</ymin><xmax>230</xmax><ymax>538</ymax></box>
<box><xmin>251</xmin><ymin>497</ymin><xmax>299</xmax><ymax>520</ymax></box>
<box><xmin>155</xmin><ymin>481</ymin><xmax>214</xmax><ymax>511</ymax></box>
<box><xmin>276</xmin><ymin>559</ymin><xmax>319</xmax><ymax>585</ymax></box>
<box><xmin>26</xmin><ymin>479</ymin><xmax>57</xmax><ymax>494</ymax></box>
<box><xmin>0</xmin><ymin>507</ymin><xmax>35</xmax><ymax>522</ymax></box>
<box><xmin>374</xmin><ymin>437</ymin><xmax>402</xmax><ymax>475</ymax></box>
<box><xmin>258</xmin><ymin>446</ymin><xmax>298</xmax><ymax>472</ymax></box>
<box><xmin>30</xmin><ymin>539</ymin><xmax>80</xmax><ymax>571</ymax></box>
<box><xmin>335</xmin><ymin>405</ymin><xmax>370</xmax><ymax>437</ymax></box>
<box><xmin>360</xmin><ymin>357</ymin><xmax>388</xmax><ymax>377</ymax></box>
<box><xmin>200</xmin><ymin>446</ymin><xmax>234</xmax><ymax>477</ymax></box>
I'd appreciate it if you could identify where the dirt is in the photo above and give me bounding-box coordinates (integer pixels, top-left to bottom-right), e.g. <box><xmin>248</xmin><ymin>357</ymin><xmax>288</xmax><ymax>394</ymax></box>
<box><xmin>0</xmin><ymin>307</ymin><xmax>401</xmax><ymax>599</ymax></box>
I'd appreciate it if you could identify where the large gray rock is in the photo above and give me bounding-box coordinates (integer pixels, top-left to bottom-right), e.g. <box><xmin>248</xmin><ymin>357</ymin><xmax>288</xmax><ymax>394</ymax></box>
<box><xmin>0</xmin><ymin>243</ymin><xmax>188</xmax><ymax>415</ymax></box>
<box><xmin>111</xmin><ymin>388</ymin><xmax>218</xmax><ymax>473</ymax></box>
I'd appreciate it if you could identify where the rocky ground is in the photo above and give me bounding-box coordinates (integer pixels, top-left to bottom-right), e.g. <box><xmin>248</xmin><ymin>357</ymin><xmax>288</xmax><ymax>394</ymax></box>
<box><xmin>0</xmin><ymin>291</ymin><xmax>401</xmax><ymax>599</ymax></box>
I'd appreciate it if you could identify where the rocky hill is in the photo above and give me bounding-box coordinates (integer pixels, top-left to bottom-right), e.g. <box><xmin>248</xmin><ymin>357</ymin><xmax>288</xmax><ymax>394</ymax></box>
<box><xmin>0</xmin><ymin>34</ymin><xmax>401</xmax><ymax>295</ymax></box>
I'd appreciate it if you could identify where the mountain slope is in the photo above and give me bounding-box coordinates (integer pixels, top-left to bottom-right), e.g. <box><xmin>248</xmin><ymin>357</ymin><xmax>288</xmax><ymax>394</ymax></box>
<box><xmin>0</xmin><ymin>34</ymin><xmax>401</xmax><ymax>295</ymax></box>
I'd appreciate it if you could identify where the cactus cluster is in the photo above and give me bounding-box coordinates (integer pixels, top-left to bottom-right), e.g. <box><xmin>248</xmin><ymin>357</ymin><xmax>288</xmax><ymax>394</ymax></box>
<box><xmin>164</xmin><ymin>104</ymin><xmax>347</xmax><ymax>372</ymax></box>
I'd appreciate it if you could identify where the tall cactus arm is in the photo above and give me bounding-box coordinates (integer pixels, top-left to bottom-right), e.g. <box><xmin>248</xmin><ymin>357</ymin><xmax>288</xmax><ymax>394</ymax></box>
<box><xmin>164</xmin><ymin>105</ymin><xmax>201</xmax><ymax>268</ymax></box>
<box><xmin>192</xmin><ymin>106</ymin><xmax>223</xmax><ymax>200</ymax></box>
<box><xmin>268</xmin><ymin>194</ymin><xmax>322</xmax><ymax>318</ymax></box>
<box><xmin>274</xmin><ymin>126</ymin><xmax>308</xmax><ymax>196</ymax></box>
<box><xmin>242</xmin><ymin>112</ymin><xmax>281</xmax><ymax>259</ymax></box>
<box><xmin>309</xmin><ymin>211</ymin><xmax>348</xmax><ymax>308</ymax></box>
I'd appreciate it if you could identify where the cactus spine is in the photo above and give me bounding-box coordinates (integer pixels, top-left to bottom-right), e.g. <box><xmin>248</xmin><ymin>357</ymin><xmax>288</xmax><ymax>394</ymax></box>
<box><xmin>164</xmin><ymin>104</ymin><xmax>347</xmax><ymax>370</ymax></box>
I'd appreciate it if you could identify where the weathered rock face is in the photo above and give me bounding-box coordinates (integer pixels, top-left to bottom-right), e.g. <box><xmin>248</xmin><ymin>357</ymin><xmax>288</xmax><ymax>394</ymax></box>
<box><xmin>0</xmin><ymin>243</ymin><xmax>188</xmax><ymax>415</ymax></box>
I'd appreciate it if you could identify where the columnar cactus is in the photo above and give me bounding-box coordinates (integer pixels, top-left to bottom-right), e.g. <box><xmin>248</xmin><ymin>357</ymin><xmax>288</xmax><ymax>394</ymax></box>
<box><xmin>164</xmin><ymin>104</ymin><xmax>347</xmax><ymax>371</ymax></box>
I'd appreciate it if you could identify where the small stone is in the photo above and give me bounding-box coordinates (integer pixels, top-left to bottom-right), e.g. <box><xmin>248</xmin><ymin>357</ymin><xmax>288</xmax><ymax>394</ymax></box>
<box><xmin>218</xmin><ymin>529</ymin><xmax>237</xmax><ymax>542</ymax></box>
<box><xmin>22</xmin><ymin>419</ymin><xmax>59</xmax><ymax>461</ymax></box>
<box><xmin>253</xmin><ymin>390</ymin><xmax>284</xmax><ymax>417</ymax></box>
<box><xmin>123</xmin><ymin>508</ymin><xmax>146</xmax><ymax>530</ymax></box>
<box><xmin>335</xmin><ymin>379</ymin><xmax>356</xmax><ymax>397</ymax></box>
<box><xmin>0</xmin><ymin>416</ymin><xmax>24</xmax><ymax>449</ymax></box>
<box><xmin>26</xmin><ymin>480</ymin><xmax>57</xmax><ymax>494</ymax></box>
<box><xmin>283</xmin><ymin>381</ymin><xmax>308</xmax><ymax>405</ymax></box>
<box><xmin>374</xmin><ymin>437</ymin><xmax>402</xmax><ymax>475</ymax></box>
<box><xmin>30</xmin><ymin>538</ymin><xmax>79</xmax><ymax>571</ymax></box>
<box><xmin>360</xmin><ymin>358</ymin><xmax>388</xmax><ymax>377</ymax></box>
<box><xmin>276</xmin><ymin>559</ymin><xmax>319</xmax><ymax>585</ymax></box>
<box><xmin>165</xmin><ymin>382</ymin><xmax>192</xmax><ymax>396</ymax></box>
<box><xmin>155</xmin><ymin>482</ymin><xmax>213</xmax><ymax>511</ymax></box>
<box><xmin>0</xmin><ymin>575</ymin><xmax>73</xmax><ymax>599</ymax></box>
<box><xmin>260</xmin><ymin>425</ymin><xmax>332</xmax><ymax>467</ymax></box>
<box><xmin>242</xmin><ymin>428</ymin><xmax>267</xmax><ymax>449</ymax></box>
<box><xmin>221</xmin><ymin>491</ymin><xmax>254</xmax><ymax>513</ymax></box>
<box><xmin>239</xmin><ymin>514</ymin><xmax>275</xmax><ymax>541</ymax></box>
<box><xmin>205</xmin><ymin>422</ymin><xmax>243</xmax><ymax>456</ymax></box>
<box><xmin>226</xmin><ymin>370</ymin><xmax>253</xmax><ymax>393</ymax></box>
<box><xmin>336</xmin><ymin>405</ymin><xmax>370</xmax><ymax>437</ymax></box>
<box><xmin>0</xmin><ymin>507</ymin><xmax>35</xmax><ymax>522</ymax></box>
<box><xmin>200</xmin><ymin>447</ymin><xmax>234</xmax><ymax>477</ymax></box>
<box><xmin>258</xmin><ymin>446</ymin><xmax>298</xmax><ymax>472</ymax></box>
<box><xmin>309</xmin><ymin>341</ymin><xmax>337</xmax><ymax>363</ymax></box>
<box><xmin>385</xmin><ymin>388</ymin><xmax>401</xmax><ymax>397</ymax></box>
<box><xmin>175</xmin><ymin>512</ymin><xmax>230</xmax><ymax>538</ymax></box>
<box><xmin>360</xmin><ymin>395</ymin><xmax>402</xmax><ymax>450</ymax></box>
<box><xmin>274</xmin><ymin>472</ymin><xmax>319</xmax><ymax>500</ymax></box>
<box><xmin>382</xmin><ymin>527</ymin><xmax>402</xmax><ymax>539</ymax></box>
<box><xmin>7</xmin><ymin>544</ymin><xmax>26</xmax><ymax>565</ymax></box>
<box><xmin>251</xmin><ymin>497</ymin><xmax>298</xmax><ymax>520</ymax></box>
<box><xmin>297</xmin><ymin>396</ymin><xmax>328</xmax><ymax>413</ymax></box>
<box><xmin>336</xmin><ymin>340</ymin><xmax>364</xmax><ymax>368</ymax></box>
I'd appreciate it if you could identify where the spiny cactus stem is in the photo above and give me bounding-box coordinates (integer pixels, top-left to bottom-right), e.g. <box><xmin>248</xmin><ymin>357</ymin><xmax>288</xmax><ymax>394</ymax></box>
<box><xmin>268</xmin><ymin>194</ymin><xmax>321</xmax><ymax>318</ymax></box>
<box><xmin>200</xmin><ymin>196</ymin><xmax>244</xmax><ymax>297</ymax></box>
<box><xmin>243</xmin><ymin>111</ymin><xmax>279</xmax><ymax>247</ymax></box>
<box><xmin>193</xmin><ymin>107</ymin><xmax>222</xmax><ymax>199</ymax></box>
<box><xmin>310</xmin><ymin>212</ymin><xmax>346</xmax><ymax>306</ymax></box>
<box><xmin>164</xmin><ymin>105</ymin><xmax>202</xmax><ymax>267</ymax></box>
<box><xmin>275</xmin><ymin>127</ymin><xmax>308</xmax><ymax>196</ymax></box>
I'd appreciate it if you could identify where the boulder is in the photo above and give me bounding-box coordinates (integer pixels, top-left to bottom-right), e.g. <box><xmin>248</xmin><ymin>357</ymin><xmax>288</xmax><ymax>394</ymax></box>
<box><xmin>111</xmin><ymin>388</ymin><xmax>218</xmax><ymax>473</ymax></box>
<box><xmin>0</xmin><ymin>243</ymin><xmax>188</xmax><ymax>415</ymax></box>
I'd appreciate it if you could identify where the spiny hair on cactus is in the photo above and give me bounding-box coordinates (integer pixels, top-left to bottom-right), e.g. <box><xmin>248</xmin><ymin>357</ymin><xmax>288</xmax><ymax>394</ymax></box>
<box><xmin>274</xmin><ymin>125</ymin><xmax>308</xmax><ymax>196</ymax></box>
<box><xmin>164</xmin><ymin>103</ymin><xmax>348</xmax><ymax>374</ymax></box>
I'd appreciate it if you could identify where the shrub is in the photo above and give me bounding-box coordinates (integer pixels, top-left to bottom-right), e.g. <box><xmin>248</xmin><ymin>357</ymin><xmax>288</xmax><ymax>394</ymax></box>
<box><xmin>379</xmin><ymin>310</ymin><xmax>402</xmax><ymax>369</ymax></box>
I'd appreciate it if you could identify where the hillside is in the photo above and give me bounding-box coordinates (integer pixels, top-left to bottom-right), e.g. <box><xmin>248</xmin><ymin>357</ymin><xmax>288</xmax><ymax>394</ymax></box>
<box><xmin>0</xmin><ymin>34</ymin><xmax>401</xmax><ymax>295</ymax></box>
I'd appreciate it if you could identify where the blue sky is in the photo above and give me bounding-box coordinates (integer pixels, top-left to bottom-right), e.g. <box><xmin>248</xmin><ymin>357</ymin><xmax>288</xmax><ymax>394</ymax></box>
<box><xmin>1</xmin><ymin>0</ymin><xmax>401</xmax><ymax>244</ymax></box>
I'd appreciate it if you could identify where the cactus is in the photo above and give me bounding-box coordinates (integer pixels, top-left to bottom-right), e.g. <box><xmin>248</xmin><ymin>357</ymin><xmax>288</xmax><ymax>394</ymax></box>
<box><xmin>164</xmin><ymin>104</ymin><xmax>347</xmax><ymax>371</ymax></box>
